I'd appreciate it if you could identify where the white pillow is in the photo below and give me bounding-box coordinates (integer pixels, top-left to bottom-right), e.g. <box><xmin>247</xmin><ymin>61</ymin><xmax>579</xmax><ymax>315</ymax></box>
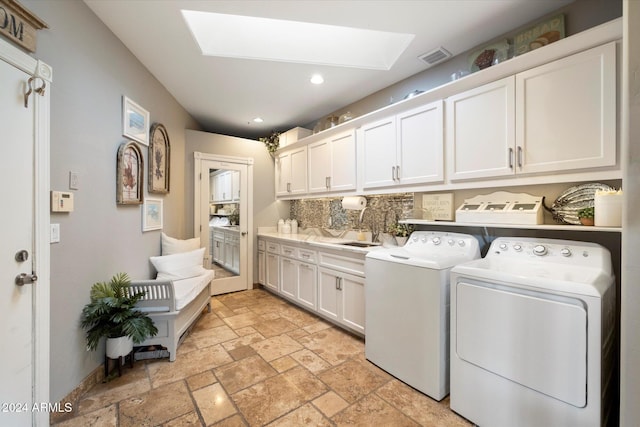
<box><xmin>161</xmin><ymin>232</ymin><xmax>201</xmax><ymax>255</ymax></box>
<box><xmin>150</xmin><ymin>247</ymin><xmax>207</xmax><ymax>281</ymax></box>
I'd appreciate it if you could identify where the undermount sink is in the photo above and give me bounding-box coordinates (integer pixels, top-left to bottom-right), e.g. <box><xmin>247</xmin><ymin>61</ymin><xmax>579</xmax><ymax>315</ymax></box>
<box><xmin>338</xmin><ymin>241</ymin><xmax>381</xmax><ymax>248</ymax></box>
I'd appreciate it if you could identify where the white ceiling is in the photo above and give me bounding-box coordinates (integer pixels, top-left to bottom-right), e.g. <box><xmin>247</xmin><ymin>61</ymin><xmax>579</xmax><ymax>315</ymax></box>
<box><xmin>84</xmin><ymin>0</ymin><xmax>572</xmax><ymax>139</ymax></box>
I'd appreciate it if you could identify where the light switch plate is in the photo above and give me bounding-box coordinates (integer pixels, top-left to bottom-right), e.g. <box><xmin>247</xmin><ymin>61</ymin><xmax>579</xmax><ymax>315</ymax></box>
<box><xmin>69</xmin><ymin>171</ymin><xmax>79</xmax><ymax>190</ymax></box>
<box><xmin>50</xmin><ymin>223</ymin><xmax>60</xmax><ymax>243</ymax></box>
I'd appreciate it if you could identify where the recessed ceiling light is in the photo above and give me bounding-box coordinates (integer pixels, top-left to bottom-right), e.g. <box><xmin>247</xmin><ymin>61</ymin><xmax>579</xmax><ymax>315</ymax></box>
<box><xmin>253</xmin><ymin>117</ymin><xmax>264</xmax><ymax>123</ymax></box>
<box><xmin>310</xmin><ymin>74</ymin><xmax>324</xmax><ymax>85</ymax></box>
<box><xmin>181</xmin><ymin>10</ymin><xmax>414</xmax><ymax>70</ymax></box>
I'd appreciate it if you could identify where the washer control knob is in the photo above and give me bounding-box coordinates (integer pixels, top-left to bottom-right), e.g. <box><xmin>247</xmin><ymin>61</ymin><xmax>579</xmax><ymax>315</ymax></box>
<box><xmin>533</xmin><ymin>245</ymin><xmax>547</xmax><ymax>256</ymax></box>
<box><xmin>458</xmin><ymin>240</ymin><xmax>466</xmax><ymax>247</ymax></box>
<box><xmin>432</xmin><ymin>237</ymin><xmax>441</xmax><ymax>245</ymax></box>
<box><xmin>412</xmin><ymin>235</ymin><xmax>419</xmax><ymax>242</ymax></box>
<box><xmin>421</xmin><ymin>235</ymin><xmax>428</xmax><ymax>243</ymax></box>
<box><xmin>560</xmin><ymin>248</ymin><xmax>572</xmax><ymax>257</ymax></box>
<box><xmin>499</xmin><ymin>243</ymin><xmax>508</xmax><ymax>251</ymax></box>
<box><xmin>448</xmin><ymin>239</ymin><xmax>455</xmax><ymax>246</ymax></box>
<box><xmin>513</xmin><ymin>244</ymin><xmax>522</xmax><ymax>252</ymax></box>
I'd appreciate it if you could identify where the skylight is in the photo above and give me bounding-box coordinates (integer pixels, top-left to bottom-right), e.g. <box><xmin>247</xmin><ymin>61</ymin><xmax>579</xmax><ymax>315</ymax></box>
<box><xmin>181</xmin><ymin>10</ymin><xmax>414</xmax><ymax>70</ymax></box>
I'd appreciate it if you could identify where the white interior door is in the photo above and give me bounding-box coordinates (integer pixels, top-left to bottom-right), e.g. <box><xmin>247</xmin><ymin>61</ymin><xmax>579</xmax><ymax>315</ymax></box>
<box><xmin>195</xmin><ymin>154</ymin><xmax>253</xmax><ymax>295</ymax></box>
<box><xmin>0</xmin><ymin>41</ymin><xmax>51</xmax><ymax>426</ymax></box>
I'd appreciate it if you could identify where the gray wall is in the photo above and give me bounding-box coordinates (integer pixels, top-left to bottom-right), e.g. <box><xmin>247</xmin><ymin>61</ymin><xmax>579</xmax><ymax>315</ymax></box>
<box><xmin>184</xmin><ymin>130</ymin><xmax>291</xmax><ymax>280</ymax></box>
<box><xmin>22</xmin><ymin>0</ymin><xmax>201</xmax><ymax>403</ymax></box>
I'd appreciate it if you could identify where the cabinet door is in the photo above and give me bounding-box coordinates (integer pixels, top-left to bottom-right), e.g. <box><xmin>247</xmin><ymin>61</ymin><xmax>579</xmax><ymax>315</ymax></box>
<box><xmin>258</xmin><ymin>250</ymin><xmax>265</xmax><ymax>285</ymax></box>
<box><xmin>446</xmin><ymin>76</ymin><xmax>515</xmax><ymax>181</ymax></box>
<box><xmin>308</xmin><ymin>139</ymin><xmax>332</xmax><ymax>193</ymax></box>
<box><xmin>231</xmin><ymin>237</ymin><xmax>240</xmax><ymax>273</ymax></box>
<box><xmin>297</xmin><ymin>262</ymin><xmax>317</xmax><ymax>310</ymax></box>
<box><xmin>362</xmin><ymin>116</ymin><xmax>397</xmax><ymax>189</ymax></box>
<box><xmin>397</xmin><ymin>101</ymin><xmax>444</xmax><ymax>185</ymax></box>
<box><xmin>289</xmin><ymin>146</ymin><xmax>308</xmax><ymax>194</ymax></box>
<box><xmin>280</xmin><ymin>257</ymin><xmax>298</xmax><ymax>300</ymax></box>
<box><xmin>516</xmin><ymin>42</ymin><xmax>616</xmax><ymax>174</ymax></box>
<box><xmin>265</xmin><ymin>253</ymin><xmax>279</xmax><ymax>292</ymax></box>
<box><xmin>317</xmin><ymin>268</ymin><xmax>340</xmax><ymax>322</ymax></box>
<box><xmin>232</xmin><ymin>170</ymin><xmax>240</xmax><ymax>201</ymax></box>
<box><xmin>329</xmin><ymin>130</ymin><xmax>357</xmax><ymax>192</ymax></box>
<box><xmin>209</xmin><ymin>174</ymin><xmax>215</xmax><ymax>201</ymax></box>
<box><xmin>275</xmin><ymin>152</ymin><xmax>291</xmax><ymax>196</ymax></box>
<box><xmin>340</xmin><ymin>273</ymin><xmax>365</xmax><ymax>335</ymax></box>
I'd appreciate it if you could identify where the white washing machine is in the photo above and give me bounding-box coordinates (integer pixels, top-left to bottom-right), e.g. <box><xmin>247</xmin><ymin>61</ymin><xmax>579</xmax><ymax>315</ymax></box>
<box><xmin>450</xmin><ymin>237</ymin><xmax>616</xmax><ymax>427</ymax></box>
<box><xmin>365</xmin><ymin>231</ymin><xmax>480</xmax><ymax>400</ymax></box>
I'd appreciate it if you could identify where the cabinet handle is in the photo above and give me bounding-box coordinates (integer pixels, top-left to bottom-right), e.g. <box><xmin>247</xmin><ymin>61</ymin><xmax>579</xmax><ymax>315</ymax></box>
<box><xmin>396</xmin><ymin>165</ymin><xmax>400</xmax><ymax>181</ymax></box>
<box><xmin>391</xmin><ymin>166</ymin><xmax>396</xmax><ymax>181</ymax></box>
<box><xmin>517</xmin><ymin>146</ymin><xmax>523</xmax><ymax>169</ymax></box>
<box><xmin>287</xmin><ymin>182</ymin><xmax>291</xmax><ymax>192</ymax></box>
<box><xmin>335</xmin><ymin>277</ymin><xmax>340</xmax><ymax>290</ymax></box>
<box><xmin>508</xmin><ymin>148</ymin><xmax>514</xmax><ymax>169</ymax></box>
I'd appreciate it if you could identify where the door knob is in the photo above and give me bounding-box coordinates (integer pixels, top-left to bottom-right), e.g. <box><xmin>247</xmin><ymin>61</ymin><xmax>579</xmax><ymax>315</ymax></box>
<box><xmin>241</xmin><ymin>232</ymin><xmax>247</xmax><ymax>236</ymax></box>
<box><xmin>15</xmin><ymin>273</ymin><xmax>38</xmax><ymax>286</ymax></box>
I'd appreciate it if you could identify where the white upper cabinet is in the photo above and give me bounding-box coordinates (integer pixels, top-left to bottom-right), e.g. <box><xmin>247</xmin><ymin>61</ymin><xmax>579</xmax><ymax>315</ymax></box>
<box><xmin>361</xmin><ymin>116</ymin><xmax>397</xmax><ymax>189</ymax></box>
<box><xmin>447</xmin><ymin>42</ymin><xmax>616</xmax><ymax>182</ymax></box>
<box><xmin>212</xmin><ymin>170</ymin><xmax>233</xmax><ymax>202</ymax></box>
<box><xmin>231</xmin><ymin>170</ymin><xmax>240</xmax><ymax>201</ymax></box>
<box><xmin>446</xmin><ymin>77</ymin><xmax>516</xmax><ymax>181</ymax></box>
<box><xmin>363</xmin><ymin>100</ymin><xmax>444</xmax><ymax>189</ymax></box>
<box><xmin>397</xmin><ymin>101</ymin><xmax>444</xmax><ymax>185</ymax></box>
<box><xmin>515</xmin><ymin>42</ymin><xmax>616</xmax><ymax>174</ymax></box>
<box><xmin>308</xmin><ymin>130</ymin><xmax>356</xmax><ymax>193</ymax></box>
<box><xmin>275</xmin><ymin>146</ymin><xmax>307</xmax><ymax>197</ymax></box>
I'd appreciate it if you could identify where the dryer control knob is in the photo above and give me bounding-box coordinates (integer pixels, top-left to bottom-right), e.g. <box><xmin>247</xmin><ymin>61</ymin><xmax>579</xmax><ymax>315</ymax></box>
<box><xmin>412</xmin><ymin>235</ymin><xmax>419</xmax><ymax>242</ymax></box>
<box><xmin>432</xmin><ymin>237</ymin><xmax>441</xmax><ymax>245</ymax></box>
<box><xmin>560</xmin><ymin>248</ymin><xmax>572</xmax><ymax>257</ymax></box>
<box><xmin>458</xmin><ymin>240</ymin><xmax>466</xmax><ymax>247</ymax></box>
<box><xmin>533</xmin><ymin>245</ymin><xmax>547</xmax><ymax>256</ymax></box>
<box><xmin>513</xmin><ymin>244</ymin><xmax>523</xmax><ymax>252</ymax></box>
<box><xmin>421</xmin><ymin>236</ymin><xmax>428</xmax><ymax>243</ymax></box>
<box><xmin>448</xmin><ymin>239</ymin><xmax>455</xmax><ymax>246</ymax></box>
<box><xmin>499</xmin><ymin>243</ymin><xmax>508</xmax><ymax>251</ymax></box>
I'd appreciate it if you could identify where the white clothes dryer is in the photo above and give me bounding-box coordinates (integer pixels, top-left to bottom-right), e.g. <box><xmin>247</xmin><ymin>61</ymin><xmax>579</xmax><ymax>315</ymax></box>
<box><xmin>365</xmin><ymin>231</ymin><xmax>480</xmax><ymax>400</ymax></box>
<box><xmin>450</xmin><ymin>237</ymin><xmax>615</xmax><ymax>427</ymax></box>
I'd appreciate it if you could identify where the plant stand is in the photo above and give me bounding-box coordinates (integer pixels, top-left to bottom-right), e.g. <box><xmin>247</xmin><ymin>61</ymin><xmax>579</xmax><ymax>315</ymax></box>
<box><xmin>105</xmin><ymin>350</ymin><xmax>134</xmax><ymax>378</ymax></box>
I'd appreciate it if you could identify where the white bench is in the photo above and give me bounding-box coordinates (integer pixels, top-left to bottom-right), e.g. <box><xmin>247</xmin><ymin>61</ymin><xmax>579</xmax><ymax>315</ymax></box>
<box><xmin>130</xmin><ymin>269</ymin><xmax>214</xmax><ymax>361</ymax></box>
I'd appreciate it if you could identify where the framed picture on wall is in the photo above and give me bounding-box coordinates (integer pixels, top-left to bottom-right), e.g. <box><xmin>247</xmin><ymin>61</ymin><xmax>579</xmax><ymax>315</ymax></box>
<box><xmin>148</xmin><ymin>123</ymin><xmax>170</xmax><ymax>194</ymax></box>
<box><xmin>122</xmin><ymin>96</ymin><xmax>150</xmax><ymax>145</ymax></box>
<box><xmin>142</xmin><ymin>198</ymin><xmax>163</xmax><ymax>231</ymax></box>
<box><xmin>116</xmin><ymin>141</ymin><xmax>144</xmax><ymax>205</ymax></box>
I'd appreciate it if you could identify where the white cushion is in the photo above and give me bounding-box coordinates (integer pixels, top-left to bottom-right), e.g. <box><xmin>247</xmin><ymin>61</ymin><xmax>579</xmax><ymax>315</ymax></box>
<box><xmin>161</xmin><ymin>232</ymin><xmax>201</xmax><ymax>255</ymax></box>
<box><xmin>150</xmin><ymin>247</ymin><xmax>207</xmax><ymax>281</ymax></box>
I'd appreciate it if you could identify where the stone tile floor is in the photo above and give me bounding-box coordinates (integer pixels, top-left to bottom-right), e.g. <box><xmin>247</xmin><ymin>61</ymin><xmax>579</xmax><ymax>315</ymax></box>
<box><xmin>53</xmin><ymin>289</ymin><xmax>472</xmax><ymax>426</ymax></box>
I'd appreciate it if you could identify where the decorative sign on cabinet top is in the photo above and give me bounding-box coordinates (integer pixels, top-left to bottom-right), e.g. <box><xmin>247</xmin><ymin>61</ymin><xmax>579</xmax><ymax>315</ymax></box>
<box><xmin>0</xmin><ymin>0</ymin><xmax>47</xmax><ymax>52</ymax></box>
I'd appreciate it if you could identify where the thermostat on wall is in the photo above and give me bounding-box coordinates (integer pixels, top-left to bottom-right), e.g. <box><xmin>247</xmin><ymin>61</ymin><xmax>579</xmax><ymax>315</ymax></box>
<box><xmin>51</xmin><ymin>191</ymin><xmax>74</xmax><ymax>212</ymax></box>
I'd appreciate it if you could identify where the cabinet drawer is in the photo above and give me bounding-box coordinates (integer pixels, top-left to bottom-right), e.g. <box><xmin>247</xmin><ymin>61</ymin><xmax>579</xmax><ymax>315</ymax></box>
<box><xmin>258</xmin><ymin>240</ymin><xmax>265</xmax><ymax>251</ymax></box>
<box><xmin>281</xmin><ymin>245</ymin><xmax>298</xmax><ymax>258</ymax></box>
<box><xmin>319</xmin><ymin>251</ymin><xmax>365</xmax><ymax>277</ymax></box>
<box><xmin>266</xmin><ymin>241</ymin><xmax>281</xmax><ymax>254</ymax></box>
<box><xmin>298</xmin><ymin>248</ymin><xmax>317</xmax><ymax>263</ymax></box>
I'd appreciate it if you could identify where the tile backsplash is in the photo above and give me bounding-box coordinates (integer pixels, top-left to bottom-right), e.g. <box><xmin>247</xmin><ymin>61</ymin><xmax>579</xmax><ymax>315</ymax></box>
<box><xmin>290</xmin><ymin>194</ymin><xmax>414</xmax><ymax>234</ymax></box>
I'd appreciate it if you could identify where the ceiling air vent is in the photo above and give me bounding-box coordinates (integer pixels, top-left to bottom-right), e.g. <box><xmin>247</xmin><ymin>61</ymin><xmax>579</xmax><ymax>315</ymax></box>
<box><xmin>418</xmin><ymin>47</ymin><xmax>452</xmax><ymax>67</ymax></box>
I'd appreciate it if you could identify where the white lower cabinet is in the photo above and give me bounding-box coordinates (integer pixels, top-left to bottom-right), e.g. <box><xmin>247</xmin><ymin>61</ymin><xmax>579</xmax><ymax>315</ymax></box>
<box><xmin>317</xmin><ymin>267</ymin><xmax>365</xmax><ymax>335</ymax></box>
<box><xmin>258</xmin><ymin>249</ymin><xmax>265</xmax><ymax>285</ymax></box>
<box><xmin>265</xmin><ymin>241</ymin><xmax>280</xmax><ymax>293</ymax></box>
<box><xmin>258</xmin><ymin>237</ymin><xmax>364</xmax><ymax>335</ymax></box>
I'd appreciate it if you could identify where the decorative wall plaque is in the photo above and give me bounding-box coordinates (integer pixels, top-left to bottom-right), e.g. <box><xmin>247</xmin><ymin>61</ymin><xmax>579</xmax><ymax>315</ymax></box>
<box><xmin>0</xmin><ymin>0</ymin><xmax>47</xmax><ymax>53</ymax></box>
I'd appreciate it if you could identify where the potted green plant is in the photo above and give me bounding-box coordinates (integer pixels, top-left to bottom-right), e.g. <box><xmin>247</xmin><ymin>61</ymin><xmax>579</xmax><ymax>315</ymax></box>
<box><xmin>577</xmin><ymin>206</ymin><xmax>595</xmax><ymax>226</ymax></box>
<box><xmin>80</xmin><ymin>273</ymin><xmax>158</xmax><ymax>359</ymax></box>
<box><xmin>388</xmin><ymin>222</ymin><xmax>415</xmax><ymax>246</ymax></box>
